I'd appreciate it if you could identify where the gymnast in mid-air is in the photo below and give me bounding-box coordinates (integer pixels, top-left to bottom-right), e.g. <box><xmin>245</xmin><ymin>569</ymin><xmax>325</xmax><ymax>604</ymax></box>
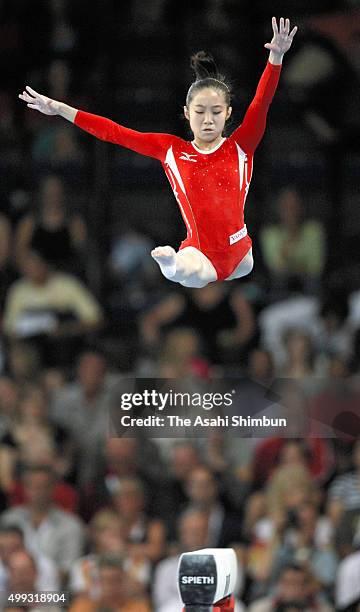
<box><xmin>19</xmin><ymin>17</ymin><xmax>297</xmax><ymax>289</ymax></box>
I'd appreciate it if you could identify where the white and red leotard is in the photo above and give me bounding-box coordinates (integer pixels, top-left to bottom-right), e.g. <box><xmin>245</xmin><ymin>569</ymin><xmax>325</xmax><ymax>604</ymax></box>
<box><xmin>74</xmin><ymin>61</ymin><xmax>281</xmax><ymax>280</ymax></box>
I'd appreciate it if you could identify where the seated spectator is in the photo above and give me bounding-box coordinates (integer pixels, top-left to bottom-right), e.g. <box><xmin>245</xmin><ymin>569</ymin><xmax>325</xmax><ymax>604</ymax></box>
<box><xmin>3</xmin><ymin>250</ymin><xmax>103</xmax><ymax>368</ymax></box>
<box><xmin>103</xmin><ymin>436</ymin><xmax>165</xmax><ymax>495</ymax></box>
<box><xmin>246</xmin><ymin>347</ymin><xmax>275</xmax><ymax>385</ymax></box>
<box><xmin>336</xmin><ymin>549</ymin><xmax>360</xmax><ymax>611</ymax></box>
<box><xmin>161</xmin><ymin>442</ymin><xmax>203</xmax><ymax>526</ymax></box>
<box><xmin>31</xmin><ymin>121</ymin><xmax>85</xmax><ymax>180</ymax></box>
<box><xmin>260</xmin><ymin>186</ymin><xmax>326</xmax><ymax>297</ymax></box>
<box><xmin>266</xmin><ymin>441</ymin><xmax>318</xmax><ymax>519</ymax></box>
<box><xmin>154</xmin><ymin>508</ymin><xmax>213</xmax><ymax>611</ymax></box>
<box><xmin>259</xmin><ymin>292</ymin><xmax>319</xmax><ymax>369</ymax></box>
<box><xmin>70</xmin><ymin>506</ymin><xmax>155</xmax><ymax>600</ymax></box>
<box><xmin>50</xmin><ymin>351</ymin><xmax>121</xmax><ymax>495</ymax></box>
<box><xmin>156</xmin><ymin>327</ymin><xmax>211</xmax><ymax>379</ymax></box>
<box><xmin>139</xmin><ymin>283</ymin><xmax>258</xmax><ymax>367</ymax></box>
<box><xmin>69</xmin><ymin>510</ymin><xmax>126</xmax><ymax>598</ymax></box>
<box><xmin>268</xmin><ymin>501</ymin><xmax>337</xmax><ymax>600</ymax></box>
<box><xmin>108</xmin><ymin>225</ymin><xmax>155</xmax><ymax>286</ymax></box>
<box><xmin>0</xmin><ymin>383</ymin><xmax>75</xmax><ymax>493</ymax></box>
<box><xmin>279</xmin><ymin>329</ymin><xmax>316</xmax><ymax>378</ymax></box>
<box><xmin>0</xmin><ymin>524</ymin><xmax>59</xmax><ymax>591</ymax></box>
<box><xmin>4</xmin><ymin>550</ymin><xmax>62</xmax><ymax>611</ymax></box>
<box><xmin>201</xmin><ymin>432</ymin><xmax>253</xmax><ymax>512</ymax></box>
<box><xmin>5</xmin><ymin>342</ymin><xmax>42</xmax><ymax>387</ymax></box>
<box><xmin>9</xmin><ymin>455</ymin><xmax>78</xmax><ymax>515</ymax></box>
<box><xmin>69</xmin><ymin>554</ymin><xmax>151</xmax><ymax>612</ymax></box>
<box><xmin>252</xmin><ymin>438</ymin><xmax>333</xmax><ymax>489</ymax></box>
<box><xmin>317</xmin><ymin>292</ymin><xmax>353</xmax><ymax>370</ymax></box>
<box><xmin>0</xmin><ymin>465</ymin><xmax>85</xmax><ymax>581</ymax></box>
<box><xmin>14</xmin><ymin>174</ymin><xmax>87</xmax><ymax>274</ymax></box>
<box><xmin>328</xmin><ymin>439</ymin><xmax>360</xmax><ymax>525</ymax></box>
<box><xmin>51</xmin><ymin>125</ymin><xmax>84</xmax><ymax>166</ymax></box>
<box><xmin>243</xmin><ymin>495</ymin><xmax>335</xmax><ymax>601</ymax></box>
<box><xmin>153</xmin><ymin>507</ymin><xmax>244</xmax><ymax>612</ymax></box>
<box><xmin>82</xmin><ymin>436</ymin><xmax>167</xmax><ymax>522</ymax></box>
<box><xmin>109</xmin><ymin>476</ymin><xmax>166</xmax><ymax>564</ymax></box>
<box><xmin>184</xmin><ymin>466</ymin><xmax>243</xmax><ymax>547</ymax></box>
<box><xmin>248</xmin><ymin>563</ymin><xmax>333</xmax><ymax>612</ymax></box>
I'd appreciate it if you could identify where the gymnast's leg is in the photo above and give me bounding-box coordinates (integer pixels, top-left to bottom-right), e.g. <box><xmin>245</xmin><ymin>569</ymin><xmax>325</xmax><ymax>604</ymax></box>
<box><xmin>225</xmin><ymin>248</ymin><xmax>254</xmax><ymax>281</ymax></box>
<box><xmin>151</xmin><ymin>245</ymin><xmax>217</xmax><ymax>288</ymax></box>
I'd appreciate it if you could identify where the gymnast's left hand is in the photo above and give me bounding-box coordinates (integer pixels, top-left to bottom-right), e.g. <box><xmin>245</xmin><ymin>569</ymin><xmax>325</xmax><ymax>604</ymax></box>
<box><xmin>265</xmin><ymin>17</ymin><xmax>298</xmax><ymax>60</ymax></box>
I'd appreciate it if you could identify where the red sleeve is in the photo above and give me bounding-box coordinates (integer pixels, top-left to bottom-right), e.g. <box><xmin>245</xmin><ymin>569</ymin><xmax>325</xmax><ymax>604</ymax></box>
<box><xmin>229</xmin><ymin>61</ymin><xmax>281</xmax><ymax>153</ymax></box>
<box><xmin>74</xmin><ymin>110</ymin><xmax>175</xmax><ymax>162</ymax></box>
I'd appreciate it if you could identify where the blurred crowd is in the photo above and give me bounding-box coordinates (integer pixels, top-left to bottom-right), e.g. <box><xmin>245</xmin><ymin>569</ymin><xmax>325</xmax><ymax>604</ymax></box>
<box><xmin>1</xmin><ymin>0</ymin><xmax>360</xmax><ymax>610</ymax></box>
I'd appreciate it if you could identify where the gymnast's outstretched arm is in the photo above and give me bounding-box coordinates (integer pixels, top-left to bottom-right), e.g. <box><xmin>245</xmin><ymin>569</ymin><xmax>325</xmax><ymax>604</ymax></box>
<box><xmin>18</xmin><ymin>88</ymin><xmax>174</xmax><ymax>161</ymax></box>
<box><xmin>231</xmin><ymin>17</ymin><xmax>297</xmax><ymax>153</ymax></box>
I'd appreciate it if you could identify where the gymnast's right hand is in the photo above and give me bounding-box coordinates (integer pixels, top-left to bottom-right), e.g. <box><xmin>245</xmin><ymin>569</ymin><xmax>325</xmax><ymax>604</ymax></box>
<box><xmin>18</xmin><ymin>86</ymin><xmax>60</xmax><ymax>115</ymax></box>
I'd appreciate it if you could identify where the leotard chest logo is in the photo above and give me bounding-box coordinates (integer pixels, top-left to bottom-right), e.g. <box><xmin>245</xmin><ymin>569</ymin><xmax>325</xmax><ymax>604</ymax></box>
<box><xmin>179</xmin><ymin>152</ymin><xmax>198</xmax><ymax>162</ymax></box>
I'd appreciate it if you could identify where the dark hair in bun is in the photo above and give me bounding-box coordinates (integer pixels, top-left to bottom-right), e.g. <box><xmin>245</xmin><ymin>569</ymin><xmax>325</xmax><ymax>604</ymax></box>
<box><xmin>186</xmin><ymin>50</ymin><xmax>231</xmax><ymax>107</ymax></box>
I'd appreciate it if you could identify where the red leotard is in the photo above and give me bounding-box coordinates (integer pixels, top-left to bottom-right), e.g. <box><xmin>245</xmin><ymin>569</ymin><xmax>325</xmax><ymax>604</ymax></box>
<box><xmin>74</xmin><ymin>61</ymin><xmax>281</xmax><ymax>280</ymax></box>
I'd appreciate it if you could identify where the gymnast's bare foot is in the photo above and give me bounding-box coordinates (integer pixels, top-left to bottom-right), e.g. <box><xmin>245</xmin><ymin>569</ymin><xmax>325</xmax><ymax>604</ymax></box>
<box><xmin>151</xmin><ymin>246</ymin><xmax>177</xmax><ymax>277</ymax></box>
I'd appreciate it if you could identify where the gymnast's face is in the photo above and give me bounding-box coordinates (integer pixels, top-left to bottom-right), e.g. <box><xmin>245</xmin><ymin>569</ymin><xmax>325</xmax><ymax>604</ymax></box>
<box><xmin>184</xmin><ymin>87</ymin><xmax>231</xmax><ymax>148</ymax></box>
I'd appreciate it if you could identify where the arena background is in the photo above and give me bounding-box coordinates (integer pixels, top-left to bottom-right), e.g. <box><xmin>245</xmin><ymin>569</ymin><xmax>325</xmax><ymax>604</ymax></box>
<box><xmin>0</xmin><ymin>1</ymin><xmax>360</xmax><ymax>610</ymax></box>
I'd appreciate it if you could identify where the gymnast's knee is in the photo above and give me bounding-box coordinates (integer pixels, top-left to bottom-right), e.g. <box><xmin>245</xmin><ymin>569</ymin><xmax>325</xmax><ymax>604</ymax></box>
<box><xmin>243</xmin><ymin>251</ymin><xmax>254</xmax><ymax>275</ymax></box>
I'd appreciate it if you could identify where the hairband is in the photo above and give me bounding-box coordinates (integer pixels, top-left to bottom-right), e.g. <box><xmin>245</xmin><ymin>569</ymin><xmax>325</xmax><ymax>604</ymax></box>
<box><xmin>204</xmin><ymin>77</ymin><xmax>230</xmax><ymax>91</ymax></box>
<box><xmin>187</xmin><ymin>78</ymin><xmax>230</xmax><ymax>94</ymax></box>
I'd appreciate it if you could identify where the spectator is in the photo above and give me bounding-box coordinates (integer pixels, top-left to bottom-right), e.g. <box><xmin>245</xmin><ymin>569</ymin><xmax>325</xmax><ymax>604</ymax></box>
<box><xmin>266</xmin><ymin>441</ymin><xmax>318</xmax><ymax>518</ymax></box>
<box><xmin>108</xmin><ymin>226</ymin><xmax>155</xmax><ymax>285</ymax></box>
<box><xmin>251</xmin><ymin>438</ymin><xmax>333</xmax><ymax>490</ymax></box>
<box><xmin>184</xmin><ymin>466</ymin><xmax>243</xmax><ymax>547</ymax></box>
<box><xmin>154</xmin><ymin>507</ymin><xmax>244</xmax><ymax>612</ymax></box>
<box><xmin>0</xmin><ymin>524</ymin><xmax>59</xmax><ymax>591</ymax></box>
<box><xmin>3</xmin><ymin>250</ymin><xmax>103</xmax><ymax>367</ymax></box>
<box><xmin>51</xmin><ymin>351</ymin><xmax>120</xmax><ymax>493</ymax></box>
<box><xmin>69</xmin><ymin>554</ymin><xmax>151</xmax><ymax>612</ymax></box>
<box><xmin>139</xmin><ymin>283</ymin><xmax>258</xmax><ymax>366</ymax></box>
<box><xmin>258</xmin><ymin>292</ymin><xmax>319</xmax><ymax>369</ymax></box>
<box><xmin>101</xmin><ymin>436</ymin><xmax>165</xmax><ymax>497</ymax></box>
<box><xmin>279</xmin><ymin>329</ymin><xmax>315</xmax><ymax>378</ymax></box>
<box><xmin>47</xmin><ymin>124</ymin><xmax>85</xmax><ymax>176</ymax></box>
<box><xmin>69</xmin><ymin>510</ymin><xmax>126</xmax><ymax>598</ymax></box>
<box><xmin>246</xmin><ymin>347</ymin><xmax>275</xmax><ymax>384</ymax></box>
<box><xmin>81</xmin><ymin>437</ymin><xmax>167</xmax><ymax>521</ymax></box>
<box><xmin>156</xmin><ymin>326</ymin><xmax>211</xmax><ymax>378</ymax></box>
<box><xmin>328</xmin><ymin>439</ymin><xmax>360</xmax><ymax>525</ymax></box>
<box><xmin>1</xmin><ymin>383</ymin><xmax>75</xmax><ymax>492</ymax></box>
<box><xmin>162</xmin><ymin>442</ymin><xmax>203</xmax><ymax>525</ymax></box>
<box><xmin>0</xmin><ymin>465</ymin><xmax>85</xmax><ymax>580</ymax></box>
<box><xmin>5</xmin><ymin>550</ymin><xmax>62</xmax><ymax>611</ymax></box>
<box><xmin>317</xmin><ymin>293</ymin><xmax>353</xmax><ymax>370</ymax></box>
<box><xmin>153</xmin><ymin>508</ymin><xmax>214</xmax><ymax>611</ymax></box>
<box><xmin>5</xmin><ymin>342</ymin><xmax>42</xmax><ymax>386</ymax></box>
<box><xmin>327</xmin><ymin>440</ymin><xmax>360</xmax><ymax>557</ymax></box>
<box><xmin>336</xmin><ymin>549</ymin><xmax>360</xmax><ymax>611</ymax></box>
<box><xmin>248</xmin><ymin>563</ymin><xmax>333</xmax><ymax>612</ymax></box>
<box><xmin>268</xmin><ymin>501</ymin><xmax>337</xmax><ymax>599</ymax></box>
<box><xmin>109</xmin><ymin>477</ymin><xmax>166</xmax><ymax>564</ymax></box>
<box><xmin>260</xmin><ymin>187</ymin><xmax>326</xmax><ymax>297</ymax></box>
<box><xmin>69</xmin><ymin>510</ymin><xmax>151</xmax><ymax>597</ymax></box>
<box><xmin>14</xmin><ymin>174</ymin><xmax>87</xmax><ymax>274</ymax></box>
